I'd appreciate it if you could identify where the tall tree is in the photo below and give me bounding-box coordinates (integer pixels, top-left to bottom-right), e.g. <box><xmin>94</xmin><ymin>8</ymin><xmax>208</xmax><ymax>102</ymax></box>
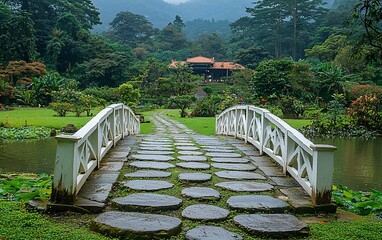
<box><xmin>243</xmin><ymin>0</ymin><xmax>327</xmax><ymax>59</ymax></box>
<box><xmin>109</xmin><ymin>11</ymin><xmax>155</xmax><ymax>48</ymax></box>
<box><xmin>351</xmin><ymin>0</ymin><xmax>382</xmax><ymax>51</ymax></box>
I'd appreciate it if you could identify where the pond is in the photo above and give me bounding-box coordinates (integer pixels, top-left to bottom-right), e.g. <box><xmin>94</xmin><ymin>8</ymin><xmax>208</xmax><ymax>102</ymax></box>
<box><xmin>0</xmin><ymin>138</ymin><xmax>57</xmax><ymax>174</ymax></box>
<box><xmin>0</xmin><ymin>137</ymin><xmax>381</xmax><ymax>191</ymax></box>
<box><xmin>314</xmin><ymin>137</ymin><xmax>382</xmax><ymax>192</ymax></box>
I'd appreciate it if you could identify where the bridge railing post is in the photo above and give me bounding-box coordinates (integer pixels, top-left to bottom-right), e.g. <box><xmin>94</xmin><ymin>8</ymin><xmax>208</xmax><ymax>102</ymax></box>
<box><xmin>245</xmin><ymin>106</ymin><xmax>250</xmax><ymax>143</ymax></box>
<box><xmin>51</xmin><ymin>136</ymin><xmax>80</xmax><ymax>204</ymax></box>
<box><xmin>311</xmin><ymin>144</ymin><xmax>337</xmax><ymax>205</ymax></box>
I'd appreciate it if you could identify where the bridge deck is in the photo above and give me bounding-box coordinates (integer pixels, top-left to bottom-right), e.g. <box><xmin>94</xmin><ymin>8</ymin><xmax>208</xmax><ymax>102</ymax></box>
<box><xmin>76</xmin><ymin>113</ymin><xmax>334</xmax><ymax>239</ymax></box>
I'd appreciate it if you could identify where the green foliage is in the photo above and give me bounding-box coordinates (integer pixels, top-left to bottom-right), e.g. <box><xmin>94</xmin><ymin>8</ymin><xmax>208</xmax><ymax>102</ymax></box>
<box><xmin>109</xmin><ymin>11</ymin><xmax>155</xmax><ymax>47</ymax></box>
<box><xmin>252</xmin><ymin>59</ymin><xmax>294</xmax><ymax>100</ymax></box>
<box><xmin>82</xmin><ymin>86</ymin><xmax>120</xmax><ymax>104</ymax></box>
<box><xmin>0</xmin><ymin>127</ymin><xmax>51</xmax><ymax>140</ymax></box>
<box><xmin>192</xmin><ymin>95</ymin><xmax>222</xmax><ymax>117</ymax></box>
<box><xmin>169</xmin><ymin>95</ymin><xmax>196</xmax><ymax>118</ymax></box>
<box><xmin>333</xmin><ymin>185</ymin><xmax>382</xmax><ymax>215</ymax></box>
<box><xmin>278</xmin><ymin>96</ymin><xmax>306</xmax><ymax>118</ymax></box>
<box><xmin>0</xmin><ymin>174</ymin><xmax>51</xmax><ymax>201</ymax></box>
<box><xmin>49</xmin><ymin>102</ymin><xmax>73</xmax><ymax>117</ymax></box>
<box><xmin>305</xmin><ymin>34</ymin><xmax>347</xmax><ymax>61</ymax></box>
<box><xmin>348</xmin><ymin>94</ymin><xmax>382</xmax><ymax>132</ymax></box>
<box><xmin>117</xmin><ymin>83</ymin><xmax>140</xmax><ymax>107</ymax></box>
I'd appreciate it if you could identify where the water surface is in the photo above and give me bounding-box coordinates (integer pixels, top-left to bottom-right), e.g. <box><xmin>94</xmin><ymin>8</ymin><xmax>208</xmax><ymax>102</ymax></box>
<box><xmin>0</xmin><ymin>137</ymin><xmax>381</xmax><ymax>191</ymax></box>
<box><xmin>0</xmin><ymin>138</ymin><xmax>56</xmax><ymax>174</ymax></box>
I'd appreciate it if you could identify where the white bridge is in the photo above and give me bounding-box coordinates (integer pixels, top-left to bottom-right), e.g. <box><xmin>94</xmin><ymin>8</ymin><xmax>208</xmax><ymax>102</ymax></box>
<box><xmin>216</xmin><ymin>105</ymin><xmax>336</xmax><ymax>205</ymax></box>
<box><xmin>51</xmin><ymin>104</ymin><xmax>335</xmax><ymax>206</ymax></box>
<box><xmin>51</xmin><ymin>104</ymin><xmax>140</xmax><ymax>204</ymax></box>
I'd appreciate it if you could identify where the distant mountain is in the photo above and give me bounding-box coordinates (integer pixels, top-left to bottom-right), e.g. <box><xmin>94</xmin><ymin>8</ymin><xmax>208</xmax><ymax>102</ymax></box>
<box><xmin>91</xmin><ymin>0</ymin><xmax>253</xmax><ymax>32</ymax></box>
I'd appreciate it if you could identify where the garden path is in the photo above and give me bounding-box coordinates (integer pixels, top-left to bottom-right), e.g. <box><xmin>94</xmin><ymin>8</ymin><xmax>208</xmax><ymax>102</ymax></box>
<box><xmin>87</xmin><ymin>113</ymin><xmax>319</xmax><ymax>239</ymax></box>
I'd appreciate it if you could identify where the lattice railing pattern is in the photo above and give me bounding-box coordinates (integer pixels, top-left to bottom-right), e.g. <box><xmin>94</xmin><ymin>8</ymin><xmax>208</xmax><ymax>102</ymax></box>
<box><xmin>52</xmin><ymin>104</ymin><xmax>140</xmax><ymax>204</ymax></box>
<box><xmin>216</xmin><ymin>105</ymin><xmax>336</xmax><ymax>204</ymax></box>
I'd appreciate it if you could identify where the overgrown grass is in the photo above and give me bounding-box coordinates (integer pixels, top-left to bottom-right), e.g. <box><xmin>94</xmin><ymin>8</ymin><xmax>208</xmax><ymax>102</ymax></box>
<box><xmin>0</xmin><ymin>107</ymin><xmax>100</xmax><ymax>129</ymax></box>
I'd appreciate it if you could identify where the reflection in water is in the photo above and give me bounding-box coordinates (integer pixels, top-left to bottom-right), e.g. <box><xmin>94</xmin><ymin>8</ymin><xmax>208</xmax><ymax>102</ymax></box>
<box><xmin>315</xmin><ymin>137</ymin><xmax>382</xmax><ymax>191</ymax></box>
<box><xmin>0</xmin><ymin>138</ymin><xmax>57</xmax><ymax>174</ymax></box>
<box><xmin>0</xmin><ymin>137</ymin><xmax>381</xmax><ymax>191</ymax></box>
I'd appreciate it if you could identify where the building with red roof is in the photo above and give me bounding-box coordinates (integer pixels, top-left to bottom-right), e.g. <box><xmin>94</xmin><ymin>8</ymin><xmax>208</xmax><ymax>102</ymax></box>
<box><xmin>169</xmin><ymin>56</ymin><xmax>245</xmax><ymax>81</ymax></box>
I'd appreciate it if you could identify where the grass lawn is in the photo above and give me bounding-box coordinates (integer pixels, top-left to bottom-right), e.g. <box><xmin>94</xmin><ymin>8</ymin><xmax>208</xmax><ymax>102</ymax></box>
<box><xmin>284</xmin><ymin>119</ymin><xmax>312</xmax><ymax>129</ymax></box>
<box><xmin>0</xmin><ymin>107</ymin><xmax>101</xmax><ymax>129</ymax></box>
<box><xmin>0</xmin><ymin>202</ymin><xmax>111</xmax><ymax>240</ymax></box>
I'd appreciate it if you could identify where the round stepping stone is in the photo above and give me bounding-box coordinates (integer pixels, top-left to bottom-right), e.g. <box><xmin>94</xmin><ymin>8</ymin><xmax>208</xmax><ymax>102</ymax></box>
<box><xmin>125</xmin><ymin>170</ymin><xmax>171</xmax><ymax>178</ymax></box>
<box><xmin>182</xmin><ymin>204</ymin><xmax>230</xmax><ymax>221</ymax></box>
<box><xmin>179</xmin><ymin>173</ymin><xmax>211</xmax><ymax>182</ymax></box>
<box><xmin>215</xmin><ymin>182</ymin><xmax>273</xmax><ymax>192</ymax></box>
<box><xmin>215</xmin><ymin>171</ymin><xmax>266</xmax><ymax>180</ymax></box>
<box><xmin>227</xmin><ymin>195</ymin><xmax>289</xmax><ymax>212</ymax></box>
<box><xmin>182</xmin><ymin>187</ymin><xmax>220</xmax><ymax>200</ymax></box>
<box><xmin>130</xmin><ymin>161</ymin><xmax>175</xmax><ymax>170</ymax></box>
<box><xmin>212</xmin><ymin>163</ymin><xmax>257</xmax><ymax>171</ymax></box>
<box><xmin>186</xmin><ymin>226</ymin><xmax>243</xmax><ymax>240</ymax></box>
<box><xmin>176</xmin><ymin>162</ymin><xmax>210</xmax><ymax>170</ymax></box>
<box><xmin>91</xmin><ymin>211</ymin><xmax>181</xmax><ymax>239</ymax></box>
<box><xmin>124</xmin><ymin>180</ymin><xmax>173</xmax><ymax>191</ymax></box>
<box><xmin>211</xmin><ymin>158</ymin><xmax>250</xmax><ymax>163</ymax></box>
<box><xmin>131</xmin><ymin>154</ymin><xmax>174</xmax><ymax>161</ymax></box>
<box><xmin>178</xmin><ymin>156</ymin><xmax>207</xmax><ymax>162</ymax></box>
<box><xmin>206</xmin><ymin>153</ymin><xmax>241</xmax><ymax>158</ymax></box>
<box><xmin>178</xmin><ymin>151</ymin><xmax>204</xmax><ymax>155</ymax></box>
<box><xmin>112</xmin><ymin>193</ymin><xmax>182</xmax><ymax>211</ymax></box>
<box><xmin>135</xmin><ymin>151</ymin><xmax>174</xmax><ymax>155</ymax></box>
<box><xmin>177</xmin><ymin>146</ymin><xmax>200</xmax><ymax>151</ymax></box>
<box><xmin>234</xmin><ymin>214</ymin><xmax>308</xmax><ymax>237</ymax></box>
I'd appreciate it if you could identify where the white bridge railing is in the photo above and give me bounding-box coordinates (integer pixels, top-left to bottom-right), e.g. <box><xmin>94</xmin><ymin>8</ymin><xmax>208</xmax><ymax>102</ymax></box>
<box><xmin>216</xmin><ymin>105</ymin><xmax>336</xmax><ymax>205</ymax></box>
<box><xmin>51</xmin><ymin>104</ymin><xmax>140</xmax><ymax>204</ymax></box>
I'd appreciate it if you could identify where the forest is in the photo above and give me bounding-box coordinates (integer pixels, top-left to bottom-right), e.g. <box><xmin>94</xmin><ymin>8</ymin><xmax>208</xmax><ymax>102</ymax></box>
<box><xmin>0</xmin><ymin>0</ymin><xmax>381</xmax><ymax>137</ymax></box>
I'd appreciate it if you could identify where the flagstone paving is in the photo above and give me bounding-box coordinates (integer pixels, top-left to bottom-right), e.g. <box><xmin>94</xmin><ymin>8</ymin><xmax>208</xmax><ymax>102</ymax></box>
<box><xmin>88</xmin><ymin>113</ymin><xmax>319</xmax><ymax>239</ymax></box>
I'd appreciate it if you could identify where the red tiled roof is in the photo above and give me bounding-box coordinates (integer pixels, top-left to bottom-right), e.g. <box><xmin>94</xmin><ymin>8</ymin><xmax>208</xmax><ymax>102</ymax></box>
<box><xmin>186</xmin><ymin>56</ymin><xmax>215</xmax><ymax>64</ymax></box>
<box><xmin>211</xmin><ymin>62</ymin><xmax>245</xmax><ymax>70</ymax></box>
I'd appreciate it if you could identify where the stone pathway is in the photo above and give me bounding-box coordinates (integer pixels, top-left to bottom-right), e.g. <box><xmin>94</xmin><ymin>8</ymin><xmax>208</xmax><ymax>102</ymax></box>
<box><xmin>89</xmin><ymin>113</ymin><xmax>320</xmax><ymax>239</ymax></box>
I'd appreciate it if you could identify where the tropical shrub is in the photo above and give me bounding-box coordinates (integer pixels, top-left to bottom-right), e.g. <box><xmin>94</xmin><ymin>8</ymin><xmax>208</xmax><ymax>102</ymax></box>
<box><xmin>348</xmin><ymin>94</ymin><xmax>382</xmax><ymax>132</ymax></box>
<box><xmin>49</xmin><ymin>102</ymin><xmax>72</xmax><ymax>117</ymax></box>
<box><xmin>117</xmin><ymin>83</ymin><xmax>140</xmax><ymax>108</ymax></box>
<box><xmin>192</xmin><ymin>95</ymin><xmax>222</xmax><ymax>117</ymax></box>
<box><xmin>348</xmin><ymin>84</ymin><xmax>382</xmax><ymax>101</ymax></box>
<box><xmin>278</xmin><ymin>95</ymin><xmax>306</xmax><ymax>118</ymax></box>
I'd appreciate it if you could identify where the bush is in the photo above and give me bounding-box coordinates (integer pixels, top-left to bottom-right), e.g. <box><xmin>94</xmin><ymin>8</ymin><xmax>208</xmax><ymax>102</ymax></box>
<box><xmin>192</xmin><ymin>96</ymin><xmax>222</xmax><ymax>117</ymax></box>
<box><xmin>82</xmin><ymin>87</ymin><xmax>120</xmax><ymax>105</ymax></box>
<box><xmin>348</xmin><ymin>94</ymin><xmax>382</xmax><ymax>132</ymax></box>
<box><xmin>49</xmin><ymin>102</ymin><xmax>72</xmax><ymax>117</ymax></box>
<box><xmin>278</xmin><ymin>95</ymin><xmax>306</xmax><ymax>118</ymax></box>
<box><xmin>349</xmin><ymin>84</ymin><xmax>382</xmax><ymax>101</ymax></box>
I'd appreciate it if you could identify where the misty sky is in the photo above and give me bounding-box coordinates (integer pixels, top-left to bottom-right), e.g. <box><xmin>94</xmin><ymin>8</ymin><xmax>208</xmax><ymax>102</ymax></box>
<box><xmin>163</xmin><ymin>0</ymin><xmax>190</xmax><ymax>4</ymax></box>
